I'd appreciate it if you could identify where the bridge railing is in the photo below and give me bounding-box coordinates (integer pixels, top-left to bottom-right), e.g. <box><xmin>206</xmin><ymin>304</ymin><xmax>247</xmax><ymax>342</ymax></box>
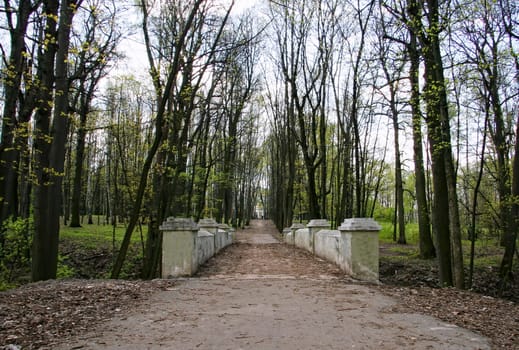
<box><xmin>283</xmin><ymin>218</ymin><xmax>381</xmax><ymax>282</ymax></box>
<box><xmin>160</xmin><ymin>217</ymin><xmax>234</xmax><ymax>278</ymax></box>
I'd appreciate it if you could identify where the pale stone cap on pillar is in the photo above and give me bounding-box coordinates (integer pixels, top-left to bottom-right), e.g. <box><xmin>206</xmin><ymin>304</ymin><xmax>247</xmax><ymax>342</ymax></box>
<box><xmin>307</xmin><ymin>219</ymin><xmax>331</xmax><ymax>228</ymax></box>
<box><xmin>218</xmin><ymin>223</ymin><xmax>230</xmax><ymax>231</ymax></box>
<box><xmin>197</xmin><ymin>229</ymin><xmax>214</xmax><ymax>237</ymax></box>
<box><xmin>339</xmin><ymin>218</ymin><xmax>381</xmax><ymax>231</ymax></box>
<box><xmin>199</xmin><ymin>218</ymin><xmax>219</xmax><ymax>228</ymax></box>
<box><xmin>159</xmin><ymin>217</ymin><xmax>198</xmax><ymax>231</ymax></box>
<box><xmin>290</xmin><ymin>223</ymin><xmax>305</xmax><ymax>230</ymax></box>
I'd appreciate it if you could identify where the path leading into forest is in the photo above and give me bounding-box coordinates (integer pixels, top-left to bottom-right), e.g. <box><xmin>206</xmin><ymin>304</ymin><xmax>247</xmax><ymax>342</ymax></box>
<box><xmin>57</xmin><ymin>220</ymin><xmax>490</xmax><ymax>349</ymax></box>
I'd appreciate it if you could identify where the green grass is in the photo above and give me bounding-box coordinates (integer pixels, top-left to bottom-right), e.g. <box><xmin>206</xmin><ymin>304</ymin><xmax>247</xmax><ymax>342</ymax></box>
<box><xmin>59</xmin><ymin>217</ymin><xmax>146</xmax><ymax>280</ymax></box>
<box><xmin>60</xmin><ymin>219</ymin><xmax>146</xmax><ymax>249</ymax></box>
<box><xmin>378</xmin><ymin>221</ymin><xmax>419</xmax><ymax>245</ymax></box>
<box><xmin>461</xmin><ymin>239</ymin><xmax>503</xmax><ymax>267</ymax></box>
<box><xmin>378</xmin><ymin>220</ymin><xmax>505</xmax><ymax>267</ymax></box>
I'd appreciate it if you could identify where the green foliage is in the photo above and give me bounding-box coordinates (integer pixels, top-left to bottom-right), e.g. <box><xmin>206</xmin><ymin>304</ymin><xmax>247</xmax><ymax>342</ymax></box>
<box><xmin>57</xmin><ymin>255</ymin><xmax>76</xmax><ymax>278</ymax></box>
<box><xmin>0</xmin><ymin>279</ymin><xmax>16</xmax><ymax>291</ymax></box>
<box><xmin>404</xmin><ymin>223</ymin><xmax>420</xmax><ymax>245</ymax></box>
<box><xmin>377</xmin><ymin>220</ymin><xmax>420</xmax><ymax>245</ymax></box>
<box><xmin>117</xmin><ymin>247</ymin><xmax>143</xmax><ymax>279</ymax></box>
<box><xmin>379</xmin><ymin>221</ymin><xmax>504</xmax><ymax>270</ymax></box>
<box><xmin>59</xmin><ymin>218</ymin><xmax>144</xmax><ymax>279</ymax></box>
<box><xmin>377</xmin><ymin>221</ymin><xmax>394</xmax><ymax>243</ymax></box>
<box><xmin>374</xmin><ymin>207</ymin><xmax>394</xmax><ymax>223</ymax></box>
<box><xmin>0</xmin><ymin>217</ymin><xmax>32</xmax><ymax>289</ymax></box>
<box><xmin>461</xmin><ymin>239</ymin><xmax>503</xmax><ymax>267</ymax></box>
<box><xmin>60</xmin><ymin>217</ymin><xmax>144</xmax><ymax>247</ymax></box>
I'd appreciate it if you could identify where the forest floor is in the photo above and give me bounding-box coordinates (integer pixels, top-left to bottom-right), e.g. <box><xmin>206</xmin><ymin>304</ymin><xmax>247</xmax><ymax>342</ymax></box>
<box><xmin>0</xmin><ymin>220</ymin><xmax>517</xmax><ymax>349</ymax></box>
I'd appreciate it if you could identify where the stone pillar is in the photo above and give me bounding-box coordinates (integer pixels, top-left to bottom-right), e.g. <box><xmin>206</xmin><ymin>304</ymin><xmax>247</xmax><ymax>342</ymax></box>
<box><xmin>199</xmin><ymin>218</ymin><xmax>219</xmax><ymax>234</ymax></box>
<box><xmin>338</xmin><ymin>218</ymin><xmax>381</xmax><ymax>282</ymax></box>
<box><xmin>160</xmin><ymin>217</ymin><xmax>199</xmax><ymax>278</ymax></box>
<box><xmin>307</xmin><ymin>219</ymin><xmax>331</xmax><ymax>254</ymax></box>
<box><xmin>199</xmin><ymin>218</ymin><xmax>219</xmax><ymax>252</ymax></box>
<box><xmin>290</xmin><ymin>223</ymin><xmax>305</xmax><ymax>245</ymax></box>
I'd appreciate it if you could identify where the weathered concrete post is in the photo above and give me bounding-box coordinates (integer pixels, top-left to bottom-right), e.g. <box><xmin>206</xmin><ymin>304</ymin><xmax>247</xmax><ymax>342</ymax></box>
<box><xmin>199</xmin><ymin>218</ymin><xmax>219</xmax><ymax>252</ymax></box>
<box><xmin>338</xmin><ymin>218</ymin><xmax>381</xmax><ymax>282</ymax></box>
<box><xmin>307</xmin><ymin>219</ymin><xmax>331</xmax><ymax>254</ymax></box>
<box><xmin>290</xmin><ymin>223</ymin><xmax>305</xmax><ymax>245</ymax></box>
<box><xmin>160</xmin><ymin>217</ymin><xmax>199</xmax><ymax>278</ymax></box>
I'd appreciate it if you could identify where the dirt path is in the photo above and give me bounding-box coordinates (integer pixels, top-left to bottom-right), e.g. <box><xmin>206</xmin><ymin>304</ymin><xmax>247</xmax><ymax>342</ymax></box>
<box><xmin>55</xmin><ymin>220</ymin><xmax>490</xmax><ymax>349</ymax></box>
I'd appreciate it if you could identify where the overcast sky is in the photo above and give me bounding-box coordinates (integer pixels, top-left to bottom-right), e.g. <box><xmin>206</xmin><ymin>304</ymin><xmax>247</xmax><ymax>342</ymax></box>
<box><xmin>113</xmin><ymin>0</ymin><xmax>265</xmax><ymax>79</ymax></box>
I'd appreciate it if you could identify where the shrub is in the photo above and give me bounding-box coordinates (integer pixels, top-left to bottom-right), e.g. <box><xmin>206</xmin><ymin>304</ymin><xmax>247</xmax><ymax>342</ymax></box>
<box><xmin>0</xmin><ymin>217</ymin><xmax>32</xmax><ymax>288</ymax></box>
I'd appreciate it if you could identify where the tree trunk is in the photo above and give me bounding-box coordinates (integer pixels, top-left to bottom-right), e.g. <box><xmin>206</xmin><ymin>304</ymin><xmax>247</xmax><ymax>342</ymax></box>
<box><xmin>382</xmin><ymin>60</ymin><xmax>406</xmax><ymax>244</ymax></box>
<box><xmin>421</xmin><ymin>0</ymin><xmax>454</xmax><ymax>287</ymax></box>
<box><xmin>499</xmin><ymin>111</ymin><xmax>519</xmax><ymax>292</ymax></box>
<box><xmin>445</xmin><ymin>144</ymin><xmax>465</xmax><ymax>288</ymax></box>
<box><xmin>429</xmin><ymin>19</ymin><xmax>464</xmax><ymax>288</ymax></box>
<box><xmin>498</xmin><ymin>2</ymin><xmax>519</xmax><ymax>292</ymax></box>
<box><xmin>142</xmin><ymin>137</ymin><xmax>169</xmax><ymax>279</ymax></box>
<box><xmin>70</xmin><ymin>92</ymin><xmax>91</xmax><ymax>227</ymax></box>
<box><xmin>43</xmin><ymin>0</ymin><xmax>78</xmax><ymax>279</ymax></box>
<box><xmin>32</xmin><ymin>0</ymin><xmax>60</xmax><ymax>282</ymax></box>
<box><xmin>407</xmin><ymin>18</ymin><xmax>435</xmax><ymax>258</ymax></box>
<box><xmin>0</xmin><ymin>0</ymin><xmax>34</xmax><ymax>225</ymax></box>
<box><xmin>427</xmin><ymin>117</ymin><xmax>453</xmax><ymax>287</ymax></box>
<box><xmin>393</xmin><ymin>108</ymin><xmax>406</xmax><ymax>245</ymax></box>
<box><xmin>408</xmin><ymin>0</ymin><xmax>460</xmax><ymax>288</ymax></box>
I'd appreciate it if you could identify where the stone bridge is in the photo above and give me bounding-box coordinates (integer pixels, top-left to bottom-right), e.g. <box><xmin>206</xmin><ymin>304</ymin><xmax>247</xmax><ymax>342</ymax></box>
<box><xmin>59</xmin><ymin>220</ymin><xmax>490</xmax><ymax>349</ymax></box>
<box><xmin>160</xmin><ymin>217</ymin><xmax>380</xmax><ymax>282</ymax></box>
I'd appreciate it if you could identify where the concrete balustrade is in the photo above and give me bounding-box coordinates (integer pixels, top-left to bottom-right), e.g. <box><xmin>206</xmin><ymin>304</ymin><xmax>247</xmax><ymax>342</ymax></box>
<box><xmin>198</xmin><ymin>218</ymin><xmax>219</xmax><ymax>261</ymax></box>
<box><xmin>314</xmin><ymin>229</ymin><xmax>342</xmax><ymax>267</ymax></box>
<box><xmin>307</xmin><ymin>219</ymin><xmax>331</xmax><ymax>254</ymax></box>
<box><xmin>288</xmin><ymin>223</ymin><xmax>304</xmax><ymax>245</ymax></box>
<box><xmin>294</xmin><ymin>228</ymin><xmax>311</xmax><ymax>251</ymax></box>
<box><xmin>196</xmin><ymin>229</ymin><xmax>215</xmax><ymax>267</ymax></box>
<box><xmin>160</xmin><ymin>217</ymin><xmax>199</xmax><ymax>278</ymax></box>
<box><xmin>282</xmin><ymin>228</ymin><xmax>291</xmax><ymax>243</ymax></box>
<box><xmin>339</xmin><ymin>218</ymin><xmax>380</xmax><ymax>282</ymax></box>
<box><xmin>291</xmin><ymin>218</ymin><xmax>381</xmax><ymax>282</ymax></box>
<box><xmin>217</xmin><ymin>224</ymin><xmax>230</xmax><ymax>253</ymax></box>
<box><xmin>161</xmin><ymin>216</ymin><xmax>380</xmax><ymax>282</ymax></box>
<box><xmin>160</xmin><ymin>217</ymin><xmax>234</xmax><ymax>278</ymax></box>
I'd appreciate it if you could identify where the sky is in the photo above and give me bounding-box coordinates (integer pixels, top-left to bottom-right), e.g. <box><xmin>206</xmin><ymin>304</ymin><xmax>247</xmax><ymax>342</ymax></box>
<box><xmin>113</xmin><ymin>0</ymin><xmax>264</xmax><ymax>78</ymax></box>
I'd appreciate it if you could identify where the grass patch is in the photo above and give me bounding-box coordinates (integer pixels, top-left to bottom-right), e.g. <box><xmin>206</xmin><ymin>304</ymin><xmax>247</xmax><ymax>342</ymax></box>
<box><xmin>461</xmin><ymin>240</ymin><xmax>503</xmax><ymax>268</ymax></box>
<box><xmin>59</xmin><ymin>218</ymin><xmax>147</xmax><ymax>280</ymax></box>
<box><xmin>60</xmin><ymin>220</ymin><xmax>146</xmax><ymax>248</ymax></box>
<box><xmin>378</xmin><ymin>221</ymin><xmax>419</xmax><ymax>245</ymax></box>
<box><xmin>387</xmin><ymin>245</ymin><xmax>419</xmax><ymax>257</ymax></box>
<box><xmin>378</xmin><ymin>221</ymin><xmax>504</xmax><ymax>264</ymax></box>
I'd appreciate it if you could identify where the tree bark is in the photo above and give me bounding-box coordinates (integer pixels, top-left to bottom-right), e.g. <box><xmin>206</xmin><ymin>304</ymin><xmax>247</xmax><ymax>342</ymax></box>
<box><xmin>70</xmin><ymin>89</ymin><xmax>91</xmax><ymax>227</ymax></box>
<box><xmin>0</xmin><ymin>0</ymin><xmax>35</xmax><ymax>225</ymax></box>
<box><xmin>32</xmin><ymin>0</ymin><xmax>60</xmax><ymax>282</ymax></box>
<box><xmin>407</xmin><ymin>15</ymin><xmax>435</xmax><ymax>258</ymax></box>
<box><xmin>499</xmin><ymin>112</ymin><xmax>519</xmax><ymax>292</ymax></box>
<box><xmin>419</xmin><ymin>0</ymin><xmax>457</xmax><ymax>287</ymax></box>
